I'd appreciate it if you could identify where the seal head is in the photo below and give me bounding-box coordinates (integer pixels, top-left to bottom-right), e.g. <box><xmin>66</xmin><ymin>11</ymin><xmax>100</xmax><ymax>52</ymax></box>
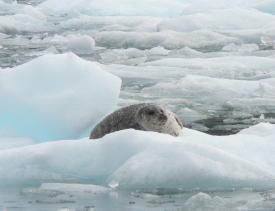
<box><xmin>135</xmin><ymin>104</ymin><xmax>183</xmax><ymax>137</ymax></box>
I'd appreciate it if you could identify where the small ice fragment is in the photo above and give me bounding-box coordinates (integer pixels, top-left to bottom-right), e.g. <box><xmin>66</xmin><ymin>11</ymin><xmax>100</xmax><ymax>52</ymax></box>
<box><xmin>108</xmin><ymin>180</ymin><xmax>119</xmax><ymax>188</ymax></box>
<box><xmin>261</xmin><ymin>36</ymin><xmax>271</xmax><ymax>44</ymax></box>
<box><xmin>260</xmin><ymin>114</ymin><xmax>265</xmax><ymax>119</ymax></box>
<box><xmin>67</xmin><ymin>35</ymin><xmax>95</xmax><ymax>54</ymax></box>
<box><xmin>23</xmin><ymin>5</ymin><xmax>46</xmax><ymax>22</ymax></box>
<box><xmin>20</xmin><ymin>187</ymin><xmax>64</xmax><ymax>197</ymax></box>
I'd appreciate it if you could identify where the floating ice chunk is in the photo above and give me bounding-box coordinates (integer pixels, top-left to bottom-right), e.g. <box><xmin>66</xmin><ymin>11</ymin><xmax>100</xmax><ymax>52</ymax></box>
<box><xmin>185</xmin><ymin>192</ymin><xmax>211</xmax><ymax>207</ymax></box>
<box><xmin>51</xmin><ymin>34</ymin><xmax>68</xmax><ymax>43</ymax></box>
<box><xmin>169</xmin><ymin>47</ymin><xmax>202</xmax><ymax>58</ymax></box>
<box><xmin>147</xmin><ymin>46</ymin><xmax>170</xmax><ymax>55</ymax></box>
<box><xmin>67</xmin><ymin>35</ymin><xmax>95</xmax><ymax>54</ymax></box>
<box><xmin>177</xmin><ymin>108</ymin><xmax>207</xmax><ymax>124</ymax></box>
<box><xmin>222</xmin><ymin>43</ymin><xmax>259</xmax><ymax>52</ymax></box>
<box><xmin>261</xmin><ymin>36</ymin><xmax>275</xmax><ymax>49</ymax></box>
<box><xmin>60</xmin><ymin>15</ymin><xmax>162</xmax><ymax>33</ymax></box>
<box><xmin>260</xmin><ymin>114</ymin><xmax>265</xmax><ymax>119</ymax></box>
<box><xmin>37</xmin><ymin>7</ymin><xmax>54</xmax><ymax>16</ymax></box>
<box><xmin>226</xmin><ymin>98</ymin><xmax>275</xmax><ymax>109</ymax></box>
<box><xmin>0</xmin><ymin>125</ymin><xmax>275</xmax><ymax>188</ymax></box>
<box><xmin>0</xmin><ymin>53</ymin><xmax>121</xmax><ymax>141</ymax></box>
<box><xmin>181</xmin><ymin>0</ymin><xmax>275</xmax><ymax>15</ymax></box>
<box><xmin>108</xmin><ymin>180</ymin><xmax>120</xmax><ymax>188</ymax></box>
<box><xmin>184</xmin><ymin>192</ymin><xmax>228</xmax><ymax>210</ymax></box>
<box><xmin>250</xmin><ymin>82</ymin><xmax>275</xmax><ymax>98</ymax></box>
<box><xmin>0</xmin><ymin>1</ymin><xmax>24</xmax><ymax>15</ymax></box>
<box><xmin>238</xmin><ymin>123</ymin><xmax>275</xmax><ymax>137</ymax></box>
<box><xmin>138</xmin><ymin>56</ymin><xmax>275</xmax><ymax>79</ymax></box>
<box><xmin>39</xmin><ymin>183</ymin><xmax>110</xmax><ymax>192</ymax></box>
<box><xmin>27</xmin><ymin>46</ymin><xmax>59</xmax><ymax>56</ymax></box>
<box><xmin>0</xmin><ymin>32</ymin><xmax>10</xmax><ymax>39</ymax></box>
<box><xmin>66</xmin><ymin>9</ymin><xmax>81</xmax><ymax>18</ymax></box>
<box><xmin>20</xmin><ymin>187</ymin><xmax>64</xmax><ymax>197</ymax></box>
<box><xmin>0</xmin><ymin>23</ymin><xmax>19</xmax><ymax>34</ymax></box>
<box><xmin>100</xmin><ymin>48</ymin><xmax>147</xmax><ymax>65</ymax></box>
<box><xmin>1</xmin><ymin>35</ymin><xmax>30</xmax><ymax>45</ymax></box>
<box><xmin>95</xmin><ymin>30</ymin><xmax>240</xmax><ymax>50</ymax></box>
<box><xmin>0</xmin><ymin>14</ymin><xmax>57</xmax><ymax>34</ymax></box>
<box><xmin>141</xmin><ymin>75</ymin><xmax>275</xmax><ymax>104</ymax></box>
<box><xmin>23</xmin><ymin>5</ymin><xmax>46</xmax><ymax>22</ymax></box>
<box><xmin>158</xmin><ymin>8</ymin><xmax>275</xmax><ymax>32</ymax></box>
<box><xmin>239</xmin><ymin>44</ymin><xmax>259</xmax><ymax>52</ymax></box>
<box><xmin>100</xmin><ymin>24</ymin><xmax>129</xmax><ymax>32</ymax></box>
<box><xmin>38</xmin><ymin>0</ymin><xmax>188</xmax><ymax>17</ymax></box>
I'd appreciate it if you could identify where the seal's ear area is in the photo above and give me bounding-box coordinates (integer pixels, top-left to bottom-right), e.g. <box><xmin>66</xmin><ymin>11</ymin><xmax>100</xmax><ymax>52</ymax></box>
<box><xmin>174</xmin><ymin>114</ymin><xmax>184</xmax><ymax>129</ymax></box>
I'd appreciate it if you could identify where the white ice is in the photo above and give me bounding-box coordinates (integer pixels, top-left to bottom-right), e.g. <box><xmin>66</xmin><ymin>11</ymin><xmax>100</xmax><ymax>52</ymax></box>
<box><xmin>0</xmin><ymin>53</ymin><xmax>121</xmax><ymax>141</ymax></box>
<box><xmin>38</xmin><ymin>0</ymin><xmax>189</xmax><ymax>17</ymax></box>
<box><xmin>67</xmin><ymin>35</ymin><xmax>95</xmax><ymax>54</ymax></box>
<box><xmin>0</xmin><ymin>123</ymin><xmax>275</xmax><ymax>189</ymax></box>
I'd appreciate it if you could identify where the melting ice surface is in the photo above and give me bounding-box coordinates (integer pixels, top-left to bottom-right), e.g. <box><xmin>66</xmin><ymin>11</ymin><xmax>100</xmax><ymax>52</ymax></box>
<box><xmin>1</xmin><ymin>0</ymin><xmax>275</xmax><ymax>210</ymax></box>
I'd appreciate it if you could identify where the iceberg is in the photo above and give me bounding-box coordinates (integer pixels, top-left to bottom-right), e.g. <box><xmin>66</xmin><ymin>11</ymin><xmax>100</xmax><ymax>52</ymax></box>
<box><xmin>0</xmin><ymin>123</ymin><xmax>275</xmax><ymax>189</ymax></box>
<box><xmin>0</xmin><ymin>53</ymin><xmax>121</xmax><ymax>141</ymax></box>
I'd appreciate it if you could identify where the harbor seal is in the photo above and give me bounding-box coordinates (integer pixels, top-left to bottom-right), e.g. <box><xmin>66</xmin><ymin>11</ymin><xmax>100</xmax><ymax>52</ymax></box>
<box><xmin>89</xmin><ymin>103</ymin><xmax>183</xmax><ymax>139</ymax></box>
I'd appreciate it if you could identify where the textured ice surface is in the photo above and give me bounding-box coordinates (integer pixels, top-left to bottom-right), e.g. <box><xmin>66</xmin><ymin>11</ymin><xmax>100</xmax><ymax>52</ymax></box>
<box><xmin>38</xmin><ymin>0</ymin><xmax>189</xmax><ymax>17</ymax></box>
<box><xmin>0</xmin><ymin>123</ymin><xmax>275</xmax><ymax>189</ymax></box>
<box><xmin>141</xmin><ymin>75</ymin><xmax>275</xmax><ymax>101</ymax></box>
<box><xmin>0</xmin><ymin>53</ymin><xmax>121</xmax><ymax>141</ymax></box>
<box><xmin>181</xmin><ymin>0</ymin><xmax>275</xmax><ymax>15</ymax></box>
<box><xmin>94</xmin><ymin>30</ymin><xmax>241</xmax><ymax>50</ymax></box>
<box><xmin>0</xmin><ymin>13</ymin><xmax>56</xmax><ymax>34</ymax></box>
<box><xmin>158</xmin><ymin>8</ymin><xmax>275</xmax><ymax>32</ymax></box>
<box><xmin>67</xmin><ymin>35</ymin><xmax>95</xmax><ymax>54</ymax></box>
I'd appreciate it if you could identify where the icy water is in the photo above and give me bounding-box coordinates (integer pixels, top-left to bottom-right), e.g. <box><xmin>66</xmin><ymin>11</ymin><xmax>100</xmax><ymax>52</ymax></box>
<box><xmin>2</xmin><ymin>185</ymin><xmax>275</xmax><ymax>211</ymax></box>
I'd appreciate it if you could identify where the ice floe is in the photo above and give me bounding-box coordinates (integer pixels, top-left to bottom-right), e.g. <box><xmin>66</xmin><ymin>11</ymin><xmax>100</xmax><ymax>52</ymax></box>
<box><xmin>0</xmin><ymin>53</ymin><xmax>121</xmax><ymax>141</ymax></box>
<box><xmin>0</xmin><ymin>123</ymin><xmax>275</xmax><ymax>189</ymax></box>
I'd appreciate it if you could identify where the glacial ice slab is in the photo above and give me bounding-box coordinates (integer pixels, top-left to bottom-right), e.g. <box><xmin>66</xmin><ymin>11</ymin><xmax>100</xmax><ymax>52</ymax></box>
<box><xmin>37</xmin><ymin>0</ymin><xmax>188</xmax><ymax>17</ymax></box>
<box><xmin>0</xmin><ymin>123</ymin><xmax>275</xmax><ymax>189</ymax></box>
<box><xmin>158</xmin><ymin>8</ymin><xmax>275</xmax><ymax>32</ymax></box>
<box><xmin>94</xmin><ymin>30</ymin><xmax>240</xmax><ymax>50</ymax></box>
<box><xmin>0</xmin><ymin>53</ymin><xmax>121</xmax><ymax>141</ymax></box>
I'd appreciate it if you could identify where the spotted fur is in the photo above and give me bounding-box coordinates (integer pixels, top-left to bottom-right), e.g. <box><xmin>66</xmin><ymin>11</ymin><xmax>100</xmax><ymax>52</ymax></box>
<box><xmin>90</xmin><ymin>103</ymin><xmax>183</xmax><ymax>139</ymax></box>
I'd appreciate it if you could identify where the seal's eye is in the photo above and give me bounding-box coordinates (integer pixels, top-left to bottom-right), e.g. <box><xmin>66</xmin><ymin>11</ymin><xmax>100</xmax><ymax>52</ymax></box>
<box><xmin>147</xmin><ymin>110</ymin><xmax>155</xmax><ymax>115</ymax></box>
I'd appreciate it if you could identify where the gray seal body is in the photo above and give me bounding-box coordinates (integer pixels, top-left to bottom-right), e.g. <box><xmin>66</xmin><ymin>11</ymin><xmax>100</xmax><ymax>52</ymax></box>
<box><xmin>89</xmin><ymin>103</ymin><xmax>183</xmax><ymax>139</ymax></box>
